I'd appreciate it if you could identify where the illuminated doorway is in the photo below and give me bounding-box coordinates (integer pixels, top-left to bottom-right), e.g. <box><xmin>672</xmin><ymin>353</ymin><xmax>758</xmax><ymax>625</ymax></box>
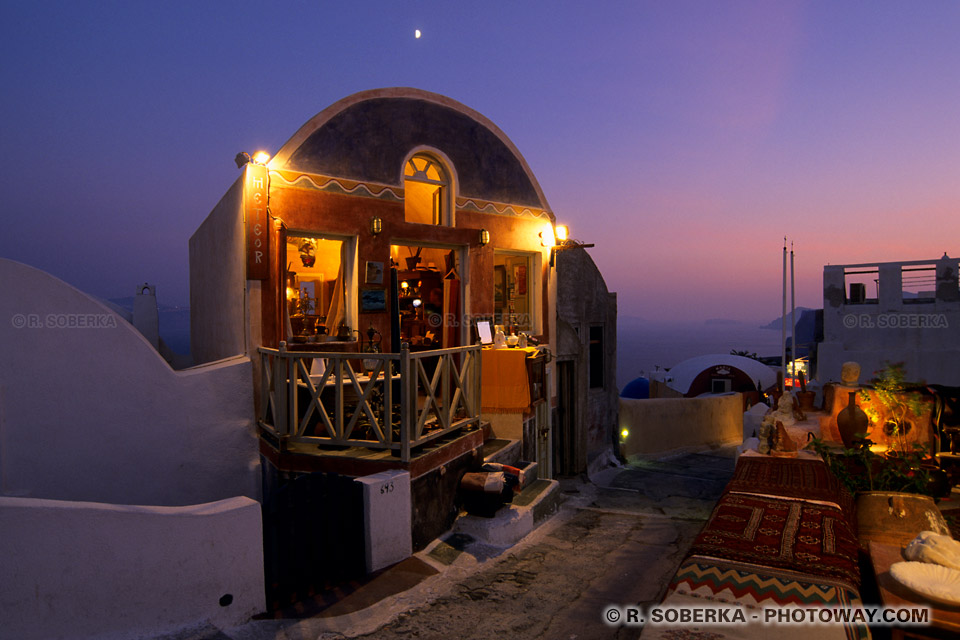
<box><xmin>392</xmin><ymin>243</ymin><xmax>462</xmax><ymax>349</ymax></box>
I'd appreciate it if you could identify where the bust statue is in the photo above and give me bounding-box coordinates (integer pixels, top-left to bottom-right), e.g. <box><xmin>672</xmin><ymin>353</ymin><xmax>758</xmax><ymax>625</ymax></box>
<box><xmin>840</xmin><ymin>361</ymin><xmax>861</xmax><ymax>386</ymax></box>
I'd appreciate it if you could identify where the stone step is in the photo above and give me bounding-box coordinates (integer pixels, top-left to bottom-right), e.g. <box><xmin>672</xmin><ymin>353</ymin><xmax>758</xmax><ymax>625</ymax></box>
<box><xmin>481</xmin><ymin>437</ymin><xmax>522</xmax><ymax>466</ymax></box>
<box><xmin>452</xmin><ymin>478</ymin><xmax>561</xmax><ymax>547</ymax></box>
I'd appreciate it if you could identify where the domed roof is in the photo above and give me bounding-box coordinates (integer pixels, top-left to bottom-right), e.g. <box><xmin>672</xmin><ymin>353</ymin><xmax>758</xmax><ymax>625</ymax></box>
<box><xmin>664</xmin><ymin>354</ymin><xmax>777</xmax><ymax>395</ymax></box>
<box><xmin>269</xmin><ymin>88</ymin><xmax>550</xmax><ymax>209</ymax></box>
<box><xmin>620</xmin><ymin>376</ymin><xmax>650</xmax><ymax>399</ymax></box>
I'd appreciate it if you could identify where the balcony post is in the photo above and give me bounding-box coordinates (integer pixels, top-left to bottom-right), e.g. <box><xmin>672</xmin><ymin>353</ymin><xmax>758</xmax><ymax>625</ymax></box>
<box><xmin>401</xmin><ymin>344</ymin><xmax>411</xmax><ymax>462</ymax></box>
<box><xmin>276</xmin><ymin>342</ymin><xmax>289</xmax><ymax>451</ymax></box>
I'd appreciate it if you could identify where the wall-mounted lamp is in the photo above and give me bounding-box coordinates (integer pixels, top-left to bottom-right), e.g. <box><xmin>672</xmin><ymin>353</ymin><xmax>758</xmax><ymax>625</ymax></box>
<box><xmin>235</xmin><ymin>151</ymin><xmax>272</xmax><ymax>168</ymax></box>
<box><xmin>547</xmin><ymin>223</ymin><xmax>593</xmax><ymax>268</ymax></box>
<box><xmin>554</xmin><ymin>225</ymin><xmax>569</xmax><ymax>244</ymax></box>
<box><xmin>479</xmin><ymin>229</ymin><xmax>490</xmax><ymax>246</ymax></box>
<box><xmin>370</xmin><ymin>217</ymin><xmax>383</xmax><ymax>236</ymax></box>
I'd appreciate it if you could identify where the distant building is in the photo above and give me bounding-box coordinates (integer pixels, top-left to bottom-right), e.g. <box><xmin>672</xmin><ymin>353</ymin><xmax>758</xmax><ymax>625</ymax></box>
<box><xmin>818</xmin><ymin>254</ymin><xmax>960</xmax><ymax>385</ymax></box>
<box><xmin>654</xmin><ymin>353</ymin><xmax>776</xmax><ymax>404</ymax></box>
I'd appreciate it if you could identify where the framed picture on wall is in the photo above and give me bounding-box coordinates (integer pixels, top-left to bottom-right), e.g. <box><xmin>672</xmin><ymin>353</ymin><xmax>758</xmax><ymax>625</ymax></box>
<box><xmin>360</xmin><ymin>288</ymin><xmax>387</xmax><ymax>312</ymax></box>
<box><xmin>365</xmin><ymin>261</ymin><xmax>384</xmax><ymax>285</ymax></box>
<box><xmin>514</xmin><ymin>264</ymin><xmax>527</xmax><ymax>295</ymax></box>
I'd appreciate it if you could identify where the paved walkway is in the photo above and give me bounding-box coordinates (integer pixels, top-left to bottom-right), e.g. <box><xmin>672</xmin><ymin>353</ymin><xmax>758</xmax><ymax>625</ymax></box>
<box><xmin>162</xmin><ymin>447</ymin><xmax>738</xmax><ymax>640</ymax></box>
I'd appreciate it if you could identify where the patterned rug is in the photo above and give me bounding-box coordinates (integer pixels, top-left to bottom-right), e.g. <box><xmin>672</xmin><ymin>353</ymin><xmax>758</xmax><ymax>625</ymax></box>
<box><xmin>725</xmin><ymin>457</ymin><xmax>856</xmax><ymax>528</ymax></box>
<box><xmin>688</xmin><ymin>493</ymin><xmax>861</xmax><ymax>591</ymax></box>
<box><xmin>669</xmin><ymin>556</ymin><xmax>863</xmax><ymax>608</ymax></box>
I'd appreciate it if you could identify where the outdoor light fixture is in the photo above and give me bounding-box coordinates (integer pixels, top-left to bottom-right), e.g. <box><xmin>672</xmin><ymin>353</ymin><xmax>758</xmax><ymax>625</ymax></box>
<box><xmin>479</xmin><ymin>229</ymin><xmax>490</xmax><ymax>246</ymax></box>
<box><xmin>370</xmin><ymin>217</ymin><xmax>383</xmax><ymax>236</ymax></box>
<box><xmin>235</xmin><ymin>151</ymin><xmax>271</xmax><ymax>168</ymax></box>
<box><xmin>555</xmin><ymin>225</ymin><xmax>569</xmax><ymax>244</ymax></box>
<box><xmin>547</xmin><ymin>223</ymin><xmax>593</xmax><ymax>268</ymax></box>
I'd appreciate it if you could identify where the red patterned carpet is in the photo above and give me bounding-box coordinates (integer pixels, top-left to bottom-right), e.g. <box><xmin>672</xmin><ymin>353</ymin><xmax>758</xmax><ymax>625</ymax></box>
<box><xmin>689</xmin><ymin>491</ymin><xmax>861</xmax><ymax>590</ymax></box>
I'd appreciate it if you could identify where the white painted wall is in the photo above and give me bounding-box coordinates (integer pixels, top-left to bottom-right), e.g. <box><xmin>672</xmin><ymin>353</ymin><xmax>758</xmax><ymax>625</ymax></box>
<box><xmin>618</xmin><ymin>393</ymin><xmax>743</xmax><ymax>458</ymax></box>
<box><xmin>189</xmin><ymin>174</ymin><xmax>247</xmax><ymax>366</ymax></box>
<box><xmin>0</xmin><ymin>495</ymin><xmax>264</xmax><ymax>640</ymax></box>
<box><xmin>0</xmin><ymin>258</ymin><xmax>259</xmax><ymax>506</ymax></box>
<box><xmin>819</xmin><ymin>256</ymin><xmax>960</xmax><ymax>385</ymax></box>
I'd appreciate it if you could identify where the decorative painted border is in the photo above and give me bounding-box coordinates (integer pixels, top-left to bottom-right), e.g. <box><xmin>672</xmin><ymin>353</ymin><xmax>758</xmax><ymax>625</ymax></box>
<box><xmin>456</xmin><ymin>197</ymin><xmax>551</xmax><ymax>220</ymax></box>
<box><xmin>270</xmin><ymin>170</ymin><xmax>552</xmax><ymax>220</ymax></box>
<box><xmin>270</xmin><ymin>170</ymin><xmax>403</xmax><ymax>202</ymax></box>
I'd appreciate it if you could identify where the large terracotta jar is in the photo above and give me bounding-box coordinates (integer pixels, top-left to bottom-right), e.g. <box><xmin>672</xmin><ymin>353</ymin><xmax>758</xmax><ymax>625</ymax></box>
<box><xmin>836</xmin><ymin>390</ymin><xmax>868</xmax><ymax>448</ymax></box>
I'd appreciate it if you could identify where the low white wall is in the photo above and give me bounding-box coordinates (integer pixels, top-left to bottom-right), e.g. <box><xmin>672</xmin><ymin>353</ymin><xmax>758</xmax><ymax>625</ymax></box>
<box><xmin>619</xmin><ymin>393</ymin><xmax>743</xmax><ymax>457</ymax></box>
<box><xmin>0</xmin><ymin>495</ymin><xmax>264</xmax><ymax>640</ymax></box>
<box><xmin>0</xmin><ymin>259</ymin><xmax>259</xmax><ymax>506</ymax></box>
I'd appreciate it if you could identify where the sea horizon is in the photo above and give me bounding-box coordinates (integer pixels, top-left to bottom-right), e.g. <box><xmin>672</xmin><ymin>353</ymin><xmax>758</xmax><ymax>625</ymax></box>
<box><xmin>153</xmin><ymin>305</ymin><xmax>793</xmax><ymax>392</ymax></box>
<box><xmin>616</xmin><ymin>316</ymin><xmax>788</xmax><ymax>391</ymax></box>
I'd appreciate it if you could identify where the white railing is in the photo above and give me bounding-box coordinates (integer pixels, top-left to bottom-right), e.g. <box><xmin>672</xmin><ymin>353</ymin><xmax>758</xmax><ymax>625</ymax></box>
<box><xmin>258</xmin><ymin>343</ymin><xmax>481</xmax><ymax>462</ymax></box>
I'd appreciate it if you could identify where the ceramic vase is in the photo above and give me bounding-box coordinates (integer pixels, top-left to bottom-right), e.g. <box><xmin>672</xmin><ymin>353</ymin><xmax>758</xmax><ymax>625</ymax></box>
<box><xmin>837</xmin><ymin>391</ymin><xmax>868</xmax><ymax>448</ymax></box>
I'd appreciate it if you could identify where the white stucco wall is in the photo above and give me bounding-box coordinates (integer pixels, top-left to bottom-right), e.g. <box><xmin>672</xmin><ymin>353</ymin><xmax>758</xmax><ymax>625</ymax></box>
<box><xmin>189</xmin><ymin>174</ymin><xmax>247</xmax><ymax>366</ymax></box>
<box><xmin>0</xmin><ymin>258</ymin><xmax>259</xmax><ymax>506</ymax></box>
<box><xmin>0</xmin><ymin>495</ymin><xmax>264</xmax><ymax>640</ymax></box>
<box><xmin>819</xmin><ymin>257</ymin><xmax>960</xmax><ymax>385</ymax></box>
<box><xmin>618</xmin><ymin>393</ymin><xmax>743</xmax><ymax>458</ymax></box>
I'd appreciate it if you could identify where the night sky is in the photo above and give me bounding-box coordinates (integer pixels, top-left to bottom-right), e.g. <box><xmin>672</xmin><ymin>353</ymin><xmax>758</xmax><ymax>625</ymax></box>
<box><xmin>2</xmin><ymin>1</ymin><xmax>958</xmax><ymax>323</ymax></box>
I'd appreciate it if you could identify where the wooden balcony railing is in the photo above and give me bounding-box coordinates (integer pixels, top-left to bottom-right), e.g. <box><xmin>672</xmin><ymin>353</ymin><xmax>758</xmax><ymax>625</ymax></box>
<box><xmin>257</xmin><ymin>343</ymin><xmax>481</xmax><ymax>462</ymax></box>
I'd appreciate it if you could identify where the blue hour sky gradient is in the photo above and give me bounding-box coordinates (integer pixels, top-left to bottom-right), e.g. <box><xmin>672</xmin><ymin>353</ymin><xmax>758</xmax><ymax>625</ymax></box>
<box><xmin>1</xmin><ymin>1</ymin><xmax>958</xmax><ymax>323</ymax></box>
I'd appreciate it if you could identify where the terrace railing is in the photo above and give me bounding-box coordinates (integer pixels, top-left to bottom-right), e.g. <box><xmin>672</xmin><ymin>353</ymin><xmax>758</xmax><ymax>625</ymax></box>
<box><xmin>258</xmin><ymin>343</ymin><xmax>481</xmax><ymax>462</ymax></box>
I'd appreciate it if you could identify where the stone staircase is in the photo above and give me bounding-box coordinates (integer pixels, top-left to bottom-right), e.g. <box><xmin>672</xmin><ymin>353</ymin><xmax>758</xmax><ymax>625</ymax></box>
<box><xmin>451</xmin><ymin>437</ymin><xmax>561</xmax><ymax>546</ymax></box>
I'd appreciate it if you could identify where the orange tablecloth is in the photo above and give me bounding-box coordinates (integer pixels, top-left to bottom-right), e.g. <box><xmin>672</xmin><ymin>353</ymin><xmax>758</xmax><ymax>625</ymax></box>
<box><xmin>480</xmin><ymin>347</ymin><xmax>536</xmax><ymax>412</ymax></box>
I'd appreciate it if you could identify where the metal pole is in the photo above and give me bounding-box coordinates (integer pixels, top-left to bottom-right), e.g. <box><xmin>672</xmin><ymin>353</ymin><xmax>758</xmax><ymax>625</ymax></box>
<box><xmin>781</xmin><ymin>238</ymin><xmax>787</xmax><ymax>394</ymax></box>
<box><xmin>790</xmin><ymin>242</ymin><xmax>796</xmax><ymax>390</ymax></box>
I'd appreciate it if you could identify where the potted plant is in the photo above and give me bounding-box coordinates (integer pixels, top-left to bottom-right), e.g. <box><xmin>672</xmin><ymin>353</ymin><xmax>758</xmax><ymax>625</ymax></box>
<box><xmin>810</xmin><ymin>435</ymin><xmax>952</xmax><ymax>547</ymax></box>
<box><xmin>859</xmin><ymin>362</ymin><xmax>926</xmax><ymax>455</ymax></box>
<box><xmin>812</xmin><ymin>434</ymin><xmax>949</xmax><ymax>493</ymax></box>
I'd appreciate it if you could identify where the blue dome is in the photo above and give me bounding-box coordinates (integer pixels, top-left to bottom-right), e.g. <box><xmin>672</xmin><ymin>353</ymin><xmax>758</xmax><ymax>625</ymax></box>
<box><xmin>620</xmin><ymin>377</ymin><xmax>650</xmax><ymax>399</ymax></box>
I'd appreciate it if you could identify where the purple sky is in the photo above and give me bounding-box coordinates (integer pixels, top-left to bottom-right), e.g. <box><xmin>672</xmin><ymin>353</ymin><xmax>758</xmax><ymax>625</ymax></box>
<box><xmin>2</xmin><ymin>1</ymin><xmax>958</xmax><ymax>323</ymax></box>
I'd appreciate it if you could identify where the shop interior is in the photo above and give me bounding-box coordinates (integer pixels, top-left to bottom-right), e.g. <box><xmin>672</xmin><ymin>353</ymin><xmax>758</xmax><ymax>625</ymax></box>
<box><xmin>392</xmin><ymin>244</ymin><xmax>461</xmax><ymax>350</ymax></box>
<box><xmin>493</xmin><ymin>252</ymin><xmax>533</xmax><ymax>333</ymax></box>
<box><xmin>285</xmin><ymin>235</ymin><xmax>346</xmax><ymax>342</ymax></box>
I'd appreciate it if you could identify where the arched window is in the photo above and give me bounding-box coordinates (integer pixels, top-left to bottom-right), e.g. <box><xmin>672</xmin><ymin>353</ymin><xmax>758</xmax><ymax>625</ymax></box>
<box><xmin>404</xmin><ymin>154</ymin><xmax>448</xmax><ymax>225</ymax></box>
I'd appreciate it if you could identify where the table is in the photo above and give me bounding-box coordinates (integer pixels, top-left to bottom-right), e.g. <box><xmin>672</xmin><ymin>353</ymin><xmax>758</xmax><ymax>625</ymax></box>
<box><xmin>868</xmin><ymin>540</ymin><xmax>960</xmax><ymax>640</ymax></box>
<box><xmin>480</xmin><ymin>346</ymin><xmax>538</xmax><ymax>412</ymax></box>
